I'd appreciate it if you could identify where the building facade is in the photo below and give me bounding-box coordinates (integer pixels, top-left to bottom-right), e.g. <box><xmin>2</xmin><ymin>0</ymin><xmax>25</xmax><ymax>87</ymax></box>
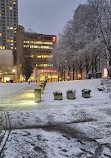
<box><xmin>16</xmin><ymin>26</ymin><xmax>57</xmax><ymax>82</ymax></box>
<box><xmin>0</xmin><ymin>0</ymin><xmax>18</xmax><ymax>50</ymax></box>
<box><xmin>0</xmin><ymin>50</ymin><xmax>17</xmax><ymax>82</ymax></box>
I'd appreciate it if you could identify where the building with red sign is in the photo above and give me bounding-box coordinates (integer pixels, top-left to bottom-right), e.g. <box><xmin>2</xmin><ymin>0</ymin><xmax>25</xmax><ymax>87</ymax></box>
<box><xmin>15</xmin><ymin>26</ymin><xmax>57</xmax><ymax>81</ymax></box>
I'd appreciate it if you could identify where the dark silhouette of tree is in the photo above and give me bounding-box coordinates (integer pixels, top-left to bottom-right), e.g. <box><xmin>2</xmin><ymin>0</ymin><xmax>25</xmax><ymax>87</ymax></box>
<box><xmin>22</xmin><ymin>48</ymin><xmax>33</xmax><ymax>82</ymax></box>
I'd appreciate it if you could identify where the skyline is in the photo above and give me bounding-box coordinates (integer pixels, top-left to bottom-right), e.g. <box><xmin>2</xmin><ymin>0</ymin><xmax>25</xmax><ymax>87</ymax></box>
<box><xmin>18</xmin><ymin>0</ymin><xmax>87</xmax><ymax>36</ymax></box>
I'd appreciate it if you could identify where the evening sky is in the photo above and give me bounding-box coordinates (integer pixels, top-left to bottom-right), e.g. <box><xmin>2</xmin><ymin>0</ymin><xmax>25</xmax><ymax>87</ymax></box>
<box><xmin>19</xmin><ymin>0</ymin><xmax>87</xmax><ymax>36</ymax></box>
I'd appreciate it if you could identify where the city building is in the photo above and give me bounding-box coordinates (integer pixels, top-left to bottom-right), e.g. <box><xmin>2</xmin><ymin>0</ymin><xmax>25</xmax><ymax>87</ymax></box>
<box><xmin>16</xmin><ymin>26</ymin><xmax>57</xmax><ymax>82</ymax></box>
<box><xmin>0</xmin><ymin>0</ymin><xmax>18</xmax><ymax>50</ymax></box>
<box><xmin>0</xmin><ymin>50</ymin><xmax>17</xmax><ymax>82</ymax></box>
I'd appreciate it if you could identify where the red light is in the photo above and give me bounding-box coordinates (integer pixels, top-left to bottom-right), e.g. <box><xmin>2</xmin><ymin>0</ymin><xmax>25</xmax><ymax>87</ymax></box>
<box><xmin>52</xmin><ymin>36</ymin><xmax>56</xmax><ymax>42</ymax></box>
<box><xmin>41</xmin><ymin>70</ymin><xmax>56</xmax><ymax>73</ymax></box>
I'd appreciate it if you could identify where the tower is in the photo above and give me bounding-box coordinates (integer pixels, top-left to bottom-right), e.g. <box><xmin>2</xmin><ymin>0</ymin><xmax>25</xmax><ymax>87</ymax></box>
<box><xmin>0</xmin><ymin>0</ymin><xmax>18</xmax><ymax>50</ymax></box>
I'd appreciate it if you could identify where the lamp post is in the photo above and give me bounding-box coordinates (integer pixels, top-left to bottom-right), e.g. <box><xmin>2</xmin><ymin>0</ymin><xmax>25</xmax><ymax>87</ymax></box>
<box><xmin>2</xmin><ymin>66</ymin><xmax>4</xmax><ymax>82</ymax></box>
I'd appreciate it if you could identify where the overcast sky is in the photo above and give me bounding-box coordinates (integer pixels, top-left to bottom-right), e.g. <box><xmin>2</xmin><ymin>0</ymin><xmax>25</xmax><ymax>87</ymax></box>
<box><xmin>19</xmin><ymin>0</ymin><xmax>87</xmax><ymax>36</ymax></box>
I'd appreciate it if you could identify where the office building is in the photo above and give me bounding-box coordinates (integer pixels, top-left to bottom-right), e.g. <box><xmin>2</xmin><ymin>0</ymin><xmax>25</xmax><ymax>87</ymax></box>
<box><xmin>0</xmin><ymin>0</ymin><xmax>18</xmax><ymax>50</ymax></box>
<box><xmin>16</xmin><ymin>26</ymin><xmax>57</xmax><ymax>81</ymax></box>
<box><xmin>0</xmin><ymin>50</ymin><xmax>17</xmax><ymax>82</ymax></box>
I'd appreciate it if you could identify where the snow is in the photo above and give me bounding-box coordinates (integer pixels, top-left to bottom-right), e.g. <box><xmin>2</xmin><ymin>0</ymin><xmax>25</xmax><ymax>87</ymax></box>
<box><xmin>0</xmin><ymin>79</ymin><xmax>111</xmax><ymax>157</ymax></box>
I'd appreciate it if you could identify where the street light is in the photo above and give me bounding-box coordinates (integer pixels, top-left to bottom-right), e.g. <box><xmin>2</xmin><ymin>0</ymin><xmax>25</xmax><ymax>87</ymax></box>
<box><xmin>12</xmin><ymin>69</ymin><xmax>16</xmax><ymax>73</ymax></box>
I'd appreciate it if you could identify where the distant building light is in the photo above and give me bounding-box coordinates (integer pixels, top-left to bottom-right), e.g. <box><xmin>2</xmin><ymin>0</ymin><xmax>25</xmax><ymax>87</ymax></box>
<box><xmin>10</xmin><ymin>27</ymin><xmax>13</xmax><ymax>30</ymax></box>
<box><xmin>52</xmin><ymin>36</ymin><xmax>56</xmax><ymax>42</ymax></box>
<box><xmin>0</xmin><ymin>46</ymin><xmax>5</xmax><ymax>49</ymax></box>
<box><xmin>104</xmin><ymin>68</ymin><xmax>108</xmax><ymax>78</ymax></box>
<box><xmin>9</xmin><ymin>7</ymin><xmax>13</xmax><ymax>10</ymax></box>
<box><xmin>12</xmin><ymin>69</ymin><xmax>16</xmax><ymax>73</ymax></box>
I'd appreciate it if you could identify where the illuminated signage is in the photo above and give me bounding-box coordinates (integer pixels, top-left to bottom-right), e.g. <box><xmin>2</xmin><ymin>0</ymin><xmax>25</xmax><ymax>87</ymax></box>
<box><xmin>41</xmin><ymin>70</ymin><xmax>56</xmax><ymax>73</ymax></box>
<box><xmin>52</xmin><ymin>36</ymin><xmax>56</xmax><ymax>42</ymax></box>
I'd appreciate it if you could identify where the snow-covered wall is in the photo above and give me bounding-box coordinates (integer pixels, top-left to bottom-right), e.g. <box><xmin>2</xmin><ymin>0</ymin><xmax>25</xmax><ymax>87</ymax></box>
<box><xmin>0</xmin><ymin>50</ymin><xmax>14</xmax><ymax>66</ymax></box>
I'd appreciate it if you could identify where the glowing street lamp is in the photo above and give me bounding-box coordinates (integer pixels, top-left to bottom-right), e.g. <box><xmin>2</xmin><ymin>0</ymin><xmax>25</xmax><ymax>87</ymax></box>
<box><xmin>78</xmin><ymin>74</ymin><xmax>82</xmax><ymax>80</ymax></box>
<box><xmin>12</xmin><ymin>69</ymin><xmax>16</xmax><ymax>73</ymax></box>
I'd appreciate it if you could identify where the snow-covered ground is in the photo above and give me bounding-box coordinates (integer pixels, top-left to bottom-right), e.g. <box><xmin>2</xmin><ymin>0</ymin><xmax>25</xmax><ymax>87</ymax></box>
<box><xmin>0</xmin><ymin>79</ymin><xmax>111</xmax><ymax>158</ymax></box>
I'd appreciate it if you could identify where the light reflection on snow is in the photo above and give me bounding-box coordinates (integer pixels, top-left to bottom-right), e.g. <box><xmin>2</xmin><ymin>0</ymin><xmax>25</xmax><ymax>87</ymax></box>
<box><xmin>19</xmin><ymin>100</ymin><xmax>37</xmax><ymax>106</ymax></box>
<box><xmin>20</xmin><ymin>92</ymin><xmax>35</xmax><ymax>99</ymax></box>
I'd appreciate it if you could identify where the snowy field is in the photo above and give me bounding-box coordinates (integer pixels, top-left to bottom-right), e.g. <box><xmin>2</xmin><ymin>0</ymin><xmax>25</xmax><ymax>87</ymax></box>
<box><xmin>0</xmin><ymin>79</ymin><xmax>111</xmax><ymax>158</ymax></box>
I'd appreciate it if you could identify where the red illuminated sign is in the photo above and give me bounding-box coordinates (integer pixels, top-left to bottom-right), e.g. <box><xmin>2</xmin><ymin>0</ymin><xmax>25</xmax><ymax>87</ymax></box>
<box><xmin>52</xmin><ymin>36</ymin><xmax>56</xmax><ymax>42</ymax></box>
<box><xmin>41</xmin><ymin>70</ymin><xmax>56</xmax><ymax>73</ymax></box>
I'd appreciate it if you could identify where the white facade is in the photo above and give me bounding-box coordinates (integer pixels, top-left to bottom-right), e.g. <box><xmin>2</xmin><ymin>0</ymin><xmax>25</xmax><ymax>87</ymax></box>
<box><xmin>0</xmin><ymin>50</ymin><xmax>14</xmax><ymax>66</ymax></box>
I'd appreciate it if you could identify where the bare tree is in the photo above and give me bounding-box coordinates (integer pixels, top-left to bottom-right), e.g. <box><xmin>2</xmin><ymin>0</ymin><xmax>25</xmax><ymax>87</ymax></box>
<box><xmin>88</xmin><ymin>0</ymin><xmax>111</xmax><ymax>71</ymax></box>
<box><xmin>52</xmin><ymin>2</ymin><xmax>108</xmax><ymax>80</ymax></box>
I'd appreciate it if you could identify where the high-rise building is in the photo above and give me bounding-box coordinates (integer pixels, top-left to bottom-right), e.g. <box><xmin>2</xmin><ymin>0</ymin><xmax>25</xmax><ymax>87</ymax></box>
<box><xmin>0</xmin><ymin>0</ymin><xmax>18</xmax><ymax>50</ymax></box>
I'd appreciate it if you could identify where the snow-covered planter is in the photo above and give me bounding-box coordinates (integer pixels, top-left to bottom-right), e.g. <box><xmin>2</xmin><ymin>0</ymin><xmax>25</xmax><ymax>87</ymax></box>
<box><xmin>39</xmin><ymin>84</ymin><xmax>44</xmax><ymax>94</ymax></box>
<box><xmin>66</xmin><ymin>90</ymin><xmax>76</xmax><ymax>100</ymax></box>
<box><xmin>34</xmin><ymin>89</ymin><xmax>41</xmax><ymax>102</ymax></box>
<box><xmin>82</xmin><ymin>89</ymin><xmax>91</xmax><ymax>98</ymax></box>
<box><xmin>53</xmin><ymin>91</ymin><xmax>63</xmax><ymax>100</ymax></box>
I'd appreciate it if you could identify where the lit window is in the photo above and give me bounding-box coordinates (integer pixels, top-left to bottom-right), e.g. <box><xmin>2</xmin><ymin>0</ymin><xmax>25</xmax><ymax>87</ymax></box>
<box><xmin>39</xmin><ymin>64</ymin><xmax>48</xmax><ymax>67</ymax></box>
<box><xmin>0</xmin><ymin>33</ymin><xmax>2</xmax><ymax>36</ymax></box>
<box><xmin>9</xmin><ymin>7</ymin><xmax>13</xmax><ymax>10</ymax></box>
<box><xmin>31</xmin><ymin>45</ymin><xmax>34</xmax><ymax>48</ymax></box>
<box><xmin>37</xmin><ymin>56</ymin><xmax>42</xmax><ymax>58</ymax></box>
<box><xmin>32</xmin><ymin>41</ymin><xmax>53</xmax><ymax>45</ymax></box>
<box><xmin>10</xmin><ymin>27</ymin><xmax>13</xmax><ymax>30</ymax></box>
<box><xmin>36</xmin><ymin>55</ymin><xmax>53</xmax><ymax>58</ymax></box>
<box><xmin>0</xmin><ymin>46</ymin><xmax>5</xmax><ymax>50</ymax></box>
<box><xmin>25</xmin><ymin>45</ymin><xmax>53</xmax><ymax>49</ymax></box>
<box><xmin>48</xmin><ymin>64</ymin><xmax>53</xmax><ymax>67</ymax></box>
